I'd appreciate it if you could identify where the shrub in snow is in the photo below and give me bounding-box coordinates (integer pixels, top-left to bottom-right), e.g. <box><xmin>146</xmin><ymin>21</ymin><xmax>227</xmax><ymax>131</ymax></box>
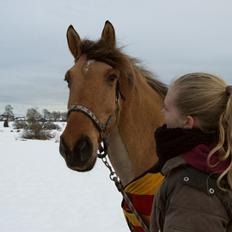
<box><xmin>43</xmin><ymin>121</ymin><xmax>61</xmax><ymax>130</ymax></box>
<box><xmin>22</xmin><ymin>121</ymin><xmax>53</xmax><ymax>140</ymax></box>
<box><xmin>22</xmin><ymin>108</ymin><xmax>54</xmax><ymax>140</ymax></box>
<box><xmin>13</xmin><ymin>120</ymin><xmax>27</xmax><ymax>130</ymax></box>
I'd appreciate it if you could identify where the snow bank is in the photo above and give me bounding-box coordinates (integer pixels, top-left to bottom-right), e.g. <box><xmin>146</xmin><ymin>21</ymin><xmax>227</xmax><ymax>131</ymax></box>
<box><xmin>0</xmin><ymin>122</ymin><xmax>128</xmax><ymax>232</ymax></box>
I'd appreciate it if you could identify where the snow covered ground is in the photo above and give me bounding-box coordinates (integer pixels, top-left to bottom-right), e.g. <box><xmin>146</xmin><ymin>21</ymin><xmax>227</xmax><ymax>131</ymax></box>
<box><xmin>0</xmin><ymin>122</ymin><xmax>128</xmax><ymax>232</ymax></box>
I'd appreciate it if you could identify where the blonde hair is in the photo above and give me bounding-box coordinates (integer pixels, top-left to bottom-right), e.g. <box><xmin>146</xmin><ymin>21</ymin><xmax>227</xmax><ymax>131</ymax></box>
<box><xmin>172</xmin><ymin>73</ymin><xmax>232</xmax><ymax>190</ymax></box>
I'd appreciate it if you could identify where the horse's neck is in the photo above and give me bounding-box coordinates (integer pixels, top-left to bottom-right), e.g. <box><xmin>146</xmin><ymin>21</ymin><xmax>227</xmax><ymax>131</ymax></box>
<box><xmin>108</xmin><ymin>73</ymin><xmax>164</xmax><ymax>186</ymax></box>
<box><xmin>107</xmin><ymin>127</ymin><xmax>134</xmax><ymax>185</ymax></box>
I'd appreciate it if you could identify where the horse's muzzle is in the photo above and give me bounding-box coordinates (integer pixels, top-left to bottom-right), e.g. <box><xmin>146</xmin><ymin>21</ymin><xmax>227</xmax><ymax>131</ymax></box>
<box><xmin>59</xmin><ymin>135</ymin><xmax>96</xmax><ymax>171</ymax></box>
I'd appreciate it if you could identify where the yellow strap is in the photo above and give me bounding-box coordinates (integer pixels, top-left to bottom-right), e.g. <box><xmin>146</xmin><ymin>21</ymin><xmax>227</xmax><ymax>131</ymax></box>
<box><xmin>124</xmin><ymin>172</ymin><xmax>164</xmax><ymax>195</ymax></box>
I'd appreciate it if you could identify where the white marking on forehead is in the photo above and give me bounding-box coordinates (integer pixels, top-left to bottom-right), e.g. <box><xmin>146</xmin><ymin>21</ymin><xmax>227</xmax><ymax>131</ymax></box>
<box><xmin>83</xmin><ymin>59</ymin><xmax>95</xmax><ymax>73</ymax></box>
<box><xmin>87</xmin><ymin>60</ymin><xmax>95</xmax><ymax>66</ymax></box>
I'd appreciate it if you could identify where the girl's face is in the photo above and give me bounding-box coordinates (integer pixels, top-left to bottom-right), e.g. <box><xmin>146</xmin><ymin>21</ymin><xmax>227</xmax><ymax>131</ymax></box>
<box><xmin>163</xmin><ymin>86</ymin><xmax>186</xmax><ymax>128</ymax></box>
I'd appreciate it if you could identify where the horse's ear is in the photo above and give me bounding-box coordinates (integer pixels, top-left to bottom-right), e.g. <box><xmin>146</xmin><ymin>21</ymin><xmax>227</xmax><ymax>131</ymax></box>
<box><xmin>101</xmin><ymin>20</ymin><xmax>116</xmax><ymax>48</ymax></box>
<box><xmin>67</xmin><ymin>25</ymin><xmax>81</xmax><ymax>59</ymax></box>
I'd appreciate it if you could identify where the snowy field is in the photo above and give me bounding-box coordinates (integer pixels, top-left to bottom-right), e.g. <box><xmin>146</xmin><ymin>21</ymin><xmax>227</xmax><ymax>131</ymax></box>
<box><xmin>0</xmin><ymin>122</ymin><xmax>128</xmax><ymax>232</ymax></box>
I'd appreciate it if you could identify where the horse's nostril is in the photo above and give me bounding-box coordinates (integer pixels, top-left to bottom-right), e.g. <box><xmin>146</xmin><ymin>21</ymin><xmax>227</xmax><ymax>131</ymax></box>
<box><xmin>59</xmin><ymin>135</ymin><xmax>93</xmax><ymax>168</ymax></box>
<box><xmin>73</xmin><ymin>136</ymin><xmax>93</xmax><ymax>163</ymax></box>
<box><xmin>59</xmin><ymin>136</ymin><xmax>70</xmax><ymax>158</ymax></box>
<box><xmin>79</xmin><ymin>140</ymin><xmax>87</xmax><ymax>152</ymax></box>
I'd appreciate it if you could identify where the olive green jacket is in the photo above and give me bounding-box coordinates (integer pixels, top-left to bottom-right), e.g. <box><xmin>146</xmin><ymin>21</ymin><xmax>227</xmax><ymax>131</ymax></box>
<box><xmin>150</xmin><ymin>156</ymin><xmax>232</xmax><ymax>232</ymax></box>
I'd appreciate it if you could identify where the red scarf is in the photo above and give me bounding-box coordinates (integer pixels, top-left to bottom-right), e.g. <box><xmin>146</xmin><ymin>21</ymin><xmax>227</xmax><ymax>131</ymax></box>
<box><xmin>183</xmin><ymin>144</ymin><xmax>229</xmax><ymax>173</ymax></box>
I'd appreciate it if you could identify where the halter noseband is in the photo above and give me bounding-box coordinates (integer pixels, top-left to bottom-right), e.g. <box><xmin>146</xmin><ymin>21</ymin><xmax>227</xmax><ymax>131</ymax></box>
<box><xmin>67</xmin><ymin>104</ymin><xmax>113</xmax><ymax>135</ymax></box>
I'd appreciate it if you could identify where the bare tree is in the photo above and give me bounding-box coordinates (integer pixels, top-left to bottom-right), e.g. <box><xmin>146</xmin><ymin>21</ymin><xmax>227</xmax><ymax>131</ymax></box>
<box><xmin>3</xmin><ymin>104</ymin><xmax>14</xmax><ymax>127</ymax></box>
<box><xmin>51</xmin><ymin>111</ymin><xmax>61</xmax><ymax>121</ymax></box>
<box><xmin>4</xmin><ymin>105</ymin><xmax>14</xmax><ymax>118</ymax></box>
<box><xmin>26</xmin><ymin>108</ymin><xmax>42</xmax><ymax>122</ymax></box>
<box><xmin>42</xmin><ymin>109</ymin><xmax>51</xmax><ymax>121</ymax></box>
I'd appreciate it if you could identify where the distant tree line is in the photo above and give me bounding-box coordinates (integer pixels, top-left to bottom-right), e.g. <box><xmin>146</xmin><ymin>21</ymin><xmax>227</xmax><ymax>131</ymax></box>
<box><xmin>0</xmin><ymin>104</ymin><xmax>67</xmax><ymax>124</ymax></box>
<box><xmin>1</xmin><ymin>105</ymin><xmax>67</xmax><ymax>140</ymax></box>
<box><xmin>42</xmin><ymin>109</ymin><xmax>67</xmax><ymax>122</ymax></box>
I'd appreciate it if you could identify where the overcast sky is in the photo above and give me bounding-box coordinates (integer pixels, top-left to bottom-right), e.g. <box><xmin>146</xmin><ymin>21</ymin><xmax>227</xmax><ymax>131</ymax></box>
<box><xmin>0</xmin><ymin>0</ymin><xmax>231</xmax><ymax>114</ymax></box>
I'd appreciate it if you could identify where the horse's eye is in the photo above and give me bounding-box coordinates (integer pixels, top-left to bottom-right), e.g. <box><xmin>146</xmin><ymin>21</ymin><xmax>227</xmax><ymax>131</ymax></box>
<box><xmin>65</xmin><ymin>79</ymin><xmax>71</xmax><ymax>88</ymax></box>
<box><xmin>107</xmin><ymin>74</ymin><xmax>118</xmax><ymax>82</ymax></box>
<box><xmin>64</xmin><ymin>77</ymin><xmax>71</xmax><ymax>88</ymax></box>
<box><xmin>64</xmin><ymin>71</ymin><xmax>72</xmax><ymax>88</ymax></box>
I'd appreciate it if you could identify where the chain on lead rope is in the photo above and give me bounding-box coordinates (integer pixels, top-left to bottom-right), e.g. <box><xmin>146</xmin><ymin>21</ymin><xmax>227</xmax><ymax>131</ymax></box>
<box><xmin>97</xmin><ymin>141</ymin><xmax>122</xmax><ymax>191</ymax></box>
<box><xmin>97</xmin><ymin>141</ymin><xmax>150</xmax><ymax>232</ymax></box>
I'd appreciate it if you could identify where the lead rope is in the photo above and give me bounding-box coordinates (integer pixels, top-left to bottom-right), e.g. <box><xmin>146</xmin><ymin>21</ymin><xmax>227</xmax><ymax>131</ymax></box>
<box><xmin>97</xmin><ymin>140</ymin><xmax>150</xmax><ymax>232</ymax></box>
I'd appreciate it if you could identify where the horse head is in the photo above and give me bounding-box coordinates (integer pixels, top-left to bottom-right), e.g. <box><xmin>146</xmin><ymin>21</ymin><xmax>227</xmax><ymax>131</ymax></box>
<box><xmin>59</xmin><ymin>21</ymin><xmax>130</xmax><ymax>172</ymax></box>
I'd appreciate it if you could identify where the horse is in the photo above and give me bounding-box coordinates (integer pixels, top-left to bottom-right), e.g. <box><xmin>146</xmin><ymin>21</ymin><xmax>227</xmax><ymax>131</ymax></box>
<box><xmin>59</xmin><ymin>20</ymin><xmax>167</xmax><ymax>232</ymax></box>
